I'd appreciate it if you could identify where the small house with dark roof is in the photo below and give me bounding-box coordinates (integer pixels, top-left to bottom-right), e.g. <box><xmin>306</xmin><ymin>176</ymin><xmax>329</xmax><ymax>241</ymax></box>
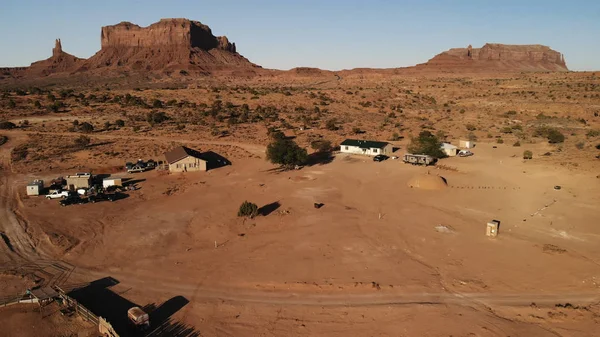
<box><xmin>340</xmin><ymin>139</ymin><xmax>393</xmax><ymax>156</ymax></box>
<box><xmin>164</xmin><ymin>146</ymin><xmax>208</xmax><ymax>172</ymax></box>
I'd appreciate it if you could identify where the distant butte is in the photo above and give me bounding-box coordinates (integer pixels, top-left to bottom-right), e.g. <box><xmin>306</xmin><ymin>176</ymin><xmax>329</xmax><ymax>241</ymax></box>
<box><xmin>419</xmin><ymin>43</ymin><xmax>568</xmax><ymax>72</ymax></box>
<box><xmin>0</xmin><ymin>20</ymin><xmax>571</xmax><ymax>80</ymax></box>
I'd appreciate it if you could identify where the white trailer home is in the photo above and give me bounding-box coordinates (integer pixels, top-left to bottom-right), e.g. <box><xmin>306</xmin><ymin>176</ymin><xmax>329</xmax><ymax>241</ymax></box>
<box><xmin>340</xmin><ymin>139</ymin><xmax>393</xmax><ymax>156</ymax></box>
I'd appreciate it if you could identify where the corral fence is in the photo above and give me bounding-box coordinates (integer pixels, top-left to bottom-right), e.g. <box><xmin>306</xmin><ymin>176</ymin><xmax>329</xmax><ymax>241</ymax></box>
<box><xmin>56</xmin><ymin>287</ymin><xmax>120</xmax><ymax>337</ymax></box>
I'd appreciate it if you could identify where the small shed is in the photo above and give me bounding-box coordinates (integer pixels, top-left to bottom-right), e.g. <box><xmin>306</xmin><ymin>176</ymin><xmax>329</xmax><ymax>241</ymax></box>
<box><xmin>486</xmin><ymin>220</ymin><xmax>500</xmax><ymax>237</ymax></box>
<box><xmin>459</xmin><ymin>140</ymin><xmax>475</xmax><ymax>149</ymax></box>
<box><xmin>103</xmin><ymin>178</ymin><xmax>122</xmax><ymax>188</ymax></box>
<box><xmin>441</xmin><ymin>143</ymin><xmax>459</xmax><ymax>157</ymax></box>
<box><xmin>66</xmin><ymin>173</ymin><xmax>92</xmax><ymax>189</ymax></box>
<box><xmin>26</xmin><ymin>180</ymin><xmax>44</xmax><ymax>196</ymax></box>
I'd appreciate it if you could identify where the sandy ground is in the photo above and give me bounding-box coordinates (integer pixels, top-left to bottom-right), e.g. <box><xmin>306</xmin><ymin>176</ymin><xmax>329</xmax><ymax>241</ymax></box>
<box><xmin>0</xmin><ymin>303</ymin><xmax>97</xmax><ymax>337</ymax></box>
<box><xmin>0</xmin><ymin>72</ymin><xmax>599</xmax><ymax>336</ymax></box>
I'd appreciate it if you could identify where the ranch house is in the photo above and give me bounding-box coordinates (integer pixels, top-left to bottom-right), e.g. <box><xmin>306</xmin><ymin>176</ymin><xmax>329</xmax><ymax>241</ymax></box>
<box><xmin>340</xmin><ymin>139</ymin><xmax>393</xmax><ymax>156</ymax></box>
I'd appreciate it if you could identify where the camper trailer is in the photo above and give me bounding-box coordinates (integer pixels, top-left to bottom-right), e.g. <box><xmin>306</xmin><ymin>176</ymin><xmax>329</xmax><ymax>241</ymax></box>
<box><xmin>403</xmin><ymin>154</ymin><xmax>436</xmax><ymax>166</ymax></box>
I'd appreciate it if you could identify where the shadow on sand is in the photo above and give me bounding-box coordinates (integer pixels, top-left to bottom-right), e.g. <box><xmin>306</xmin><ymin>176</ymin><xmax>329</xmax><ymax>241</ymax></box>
<box><xmin>67</xmin><ymin>277</ymin><xmax>198</xmax><ymax>337</ymax></box>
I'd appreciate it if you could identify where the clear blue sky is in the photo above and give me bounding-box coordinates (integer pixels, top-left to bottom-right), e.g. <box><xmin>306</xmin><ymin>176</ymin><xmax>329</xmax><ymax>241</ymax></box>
<box><xmin>1</xmin><ymin>0</ymin><xmax>598</xmax><ymax>70</ymax></box>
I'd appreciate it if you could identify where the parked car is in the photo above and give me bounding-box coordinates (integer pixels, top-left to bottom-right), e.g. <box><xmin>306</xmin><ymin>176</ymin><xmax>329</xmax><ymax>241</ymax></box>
<box><xmin>46</xmin><ymin>190</ymin><xmax>70</xmax><ymax>199</ymax></box>
<box><xmin>125</xmin><ymin>162</ymin><xmax>134</xmax><ymax>170</ymax></box>
<box><xmin>458</xmin><ymin>150</ymin><xmax>474</xmax><ymax>157</ymax></box>
<box><xmin>373</xmin><ymin>154</ymin><xmax>389</xmax><ymax>162</ymax></box>
<box><xmin>88</xmin><ymin>192</ymin><xmax>121</xmax><ymax>203</ymax></box>
<box><xmin>59</xmin><ymin>196</ymin><xmax>86</xmax><ymax>206</ymax></box>
<box><xmin>127</xmin><ymin>165</ymin><xmax>146</xmax><ymax>173</ymax></box>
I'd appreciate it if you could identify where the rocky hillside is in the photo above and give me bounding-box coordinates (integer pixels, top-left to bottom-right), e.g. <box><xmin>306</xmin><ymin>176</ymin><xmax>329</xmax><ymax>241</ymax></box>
<box><xmin>418</xmin><ymin>43</ymin><xmax>568</xmax><ymax>72</ymax></box>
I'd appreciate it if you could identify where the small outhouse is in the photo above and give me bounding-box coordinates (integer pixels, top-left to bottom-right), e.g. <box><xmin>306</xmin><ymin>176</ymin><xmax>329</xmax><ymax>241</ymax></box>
<box><xmin>486</xmin><ymin>220</ymin><xmax>500</xmax><ymax>237</ymax></box>
<box><xmin>459</xmin><ymin>140</ymin><xmax>475</xmax><ymax>149</ymax></box>
<box><xmin>26</xmin><ymin>180</ymin><xmax>44</xmax><ymax>196</ymax></box>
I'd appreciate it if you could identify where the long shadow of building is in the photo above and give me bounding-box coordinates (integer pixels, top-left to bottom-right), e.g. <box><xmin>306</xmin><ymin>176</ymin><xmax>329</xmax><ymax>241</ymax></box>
<box><xmin>67</xmin><ymin>277</ymin><xmax>198</xmax><ymax>337</ymax></box>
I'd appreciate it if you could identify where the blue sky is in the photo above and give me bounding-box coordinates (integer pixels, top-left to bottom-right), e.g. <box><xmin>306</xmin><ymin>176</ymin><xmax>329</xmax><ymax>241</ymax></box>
<box><xmin>1</xmin><ymin>0</ymin><xmax>598</xmax><ymax>70</ymax></box>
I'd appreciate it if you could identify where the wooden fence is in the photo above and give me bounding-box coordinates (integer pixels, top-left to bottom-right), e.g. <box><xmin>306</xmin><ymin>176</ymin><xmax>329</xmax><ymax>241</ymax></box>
<box><xmin>56</xmin><ymin>287</ymin><xmax>120</xmax><ymax>337</ymax></box>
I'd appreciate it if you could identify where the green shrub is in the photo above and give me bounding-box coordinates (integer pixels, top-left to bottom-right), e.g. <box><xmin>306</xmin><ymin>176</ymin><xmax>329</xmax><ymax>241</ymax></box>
<box><xmin>238</xmin><ymin>201</ymin><xmax>258</xmax><ymax>218</ymax></box>
<box><xmin>586</xmin><ymin>129</ymin><xmax>600</xmax><ymax>137</ymax></box>
<box><xmin>523</xmin><ymin>150</ymin><xmax>533</xmax><ymax>159</ymax></box>
<box><xmin>496</xmin><ymin>138</ymin><xmax>504</xmax><ymax>144</ymax></box>
<box><xmin>547</xmin><ymin>129</ymin><xmax>565</xmax><ymax>143</ymax></box>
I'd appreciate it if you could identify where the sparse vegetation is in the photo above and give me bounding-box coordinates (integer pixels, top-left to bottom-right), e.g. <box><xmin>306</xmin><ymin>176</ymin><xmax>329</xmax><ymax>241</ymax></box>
<box><xmin>0</xmin><ymin>135</ymin><xmax>7</xmax><ymax>146</ymax></box>
<box><xmin>310</xmin><ymin>140</ymin><xmax>332</xmax><ymax>153</ymax></box>
<box><xmin>237</xmin><ymin>201</ymin><xmax>258</xmax><ymax>218</ymax></box>
<box><xmin>73</xmin><ymin>135</ymin><xmax>90</xmax><ymax>148</ymax></box>
<box><xmin>523</xmin><ymin>150</ymin><xmax>533</xmax><ymax>159</ymax></box>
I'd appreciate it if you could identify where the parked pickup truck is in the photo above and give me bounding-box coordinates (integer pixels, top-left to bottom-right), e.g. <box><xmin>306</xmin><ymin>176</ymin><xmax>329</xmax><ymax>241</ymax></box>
<box><xmin>46</xmin><ymin>190</ymin><xmax>70</xmax><ymax>199</ymax></box>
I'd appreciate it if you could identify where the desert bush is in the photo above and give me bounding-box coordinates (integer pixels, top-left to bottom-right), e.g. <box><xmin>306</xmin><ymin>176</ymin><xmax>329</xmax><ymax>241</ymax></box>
<box><xmin>352</xmin><ymin>127</ymin><xmax>362</xmax><ymax>134</ymax></box>
<box><xmin>74</xmin><ymin>135</ymin><xmax>90</xmax><ymax>148</ymax></box>
<box><xmin>513</xmin><ymin>141</ymin><xmax>521</xmax><ymax>147</ymax></box>
<box><xmin>496</xmin><ymin>138</ymin><xmax>504</xmax><ymax>144</ymax></box>
<box><xmin>325</xmin><ymin>119</ymin><xmax>338</xmax><ymax>131</ymax></box>
<box><xmin>575</xmin><ymin>142</ymin><xmax>585</xmax><ymax>150</ymax></box>
<box><xmin>238</xmin><ymin>201</ymin><xmax>258</xmax><ymax>218</ymax></box>
<box><xmin>501</xmin><ymin>127</ymin><xmax>513</xmax><ymax>134</ymax></box>
<box><xmin>266</xmin><ymin>138</ymin><xmax>308</xmax><ymax>168</ymax></box>
<box><xmin>523</xmin><ymin>150</ymin><xmax>533</xmax><ymax>159</ymax></box>
<box><xmin>0</xmin><ymin>135</ymin><xmax>7</xmax><ymax>146</ymax></box>
<box><xmin>586</xmin><ymin>129</ymin><xmax>600</xmax><ymax>137</ymax></box>
<box><xmin>407</xmin><ymin>131</ymin><xmax>446</xmax><ymax>159</ymax></box>
<box><xmin>146</xmin><ymin>111</ymin><xmax>169</xmax><ymax>125</ymax></box>
<box><xmin>152</xmin><ymin>99</ymin><xmax>163</xmax><ymax>108</ymax></box>
<box><xmin>0</xmin><ymin>121</ymin><xmax>16</xmax><ymax>129</ymax></box>
<box><xmin>390</xmin><ymin>132</ymin><xmax>401</xmax><ymax>141</ymax></box>
<box><xmin>310</xmin><ymin>139</ymin><xmax>332</xmax><ymax>153</ymax></box>
<box><xmin>547</xmin><ymin>129</ymin><xmax>565</xmax><ymax>143</ymax></box>
<box><xmin>465</xmin><ymin>124</ymin><xmax>476</xmax><ymax>131</ymax></box>
<box><xmin>104</xmin><ymin>121</ymin><xmax>111</xmax><ymax>130</ymax></box>
<box><xmin>33</xmin><ymin>100</ymin><xmax>41</xmax><ymax>108</ymax></box>
<box><xmin>11</xmin><ymin>144</ymin><xmax>28</xmax><ymax>161</ymax></box>
<box><xmin>79</xmin><ymin>122</ymin><xmax>94</xmax><ymax>133</ymax></box>
<box><xmin>468</xmin><ymin>132</ymin><xmax>478</xmax><ymax>141</ymax></box>
<box><xmin>596</xmin><ymin>143</ymin><xmax>600</xmax><ymax>150</ymax></box>
<box><xmin>115</xmin><ymin>119</ymin><xmax>125</xmax><ymax>127</ymax></box>
<box><xmin>7</xmin><ymin>99</ymin><xmax>16</xmax><ymax>109</ymax></box>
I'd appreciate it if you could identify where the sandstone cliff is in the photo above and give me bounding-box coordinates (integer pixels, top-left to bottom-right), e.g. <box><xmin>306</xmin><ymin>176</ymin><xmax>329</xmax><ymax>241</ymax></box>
<box><xmin>419</xmin><ymin>43</ymin><xmax>568</xmax><ymax>72</ymax></box>
<box><xmin>79</xmin><ymin>18</ymin><xmax>255</xmax><ymax>73</ymax></box>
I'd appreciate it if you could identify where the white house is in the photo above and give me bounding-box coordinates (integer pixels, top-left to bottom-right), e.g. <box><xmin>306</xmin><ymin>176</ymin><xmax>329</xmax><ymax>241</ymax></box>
<box><xmin>441</xmin><ymin>143</ymin><xmax>459</xmax><ymax>157</ymax></box>
<box><xmin>459</xmin><ymin>140</ymin><xmax>475</xmax><ymax>149</ymax></box>
<box><xmin>340</xmin><ymin>139</ymin><xmax>393</xmax><ymax>156</ymax></box>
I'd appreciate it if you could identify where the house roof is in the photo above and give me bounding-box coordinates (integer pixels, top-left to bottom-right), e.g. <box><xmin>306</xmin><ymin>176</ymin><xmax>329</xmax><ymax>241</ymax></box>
<box><xmin>340</xmin><ymin>139</ymin><xmax>390</xmax><ymax>149</ymax></box>
<box><xmin>164</xmin><ymin>146</ymin><xmax>206</xmax><ymax>164</ymax></box>
<box><xmin>441</xmin><ymin>143</ymin><xmax>458</xmax><ymax>150</ymax></box>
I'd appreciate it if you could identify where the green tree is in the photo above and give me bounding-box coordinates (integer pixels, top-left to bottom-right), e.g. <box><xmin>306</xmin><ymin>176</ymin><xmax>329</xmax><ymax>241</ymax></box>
<box><xmin>266</xmin><ymin>138</ymin><xmax>308</xmax><ymax>168</ymax></box>
<box><xmin>407</xmin><ymin>131</ymin><xmax>446</xmax><ymax>158</ymax></box>
<box><xmin>238</xmin><ymin>201</ymin><xmax>258</xmax><ymax>218</ymax></box>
